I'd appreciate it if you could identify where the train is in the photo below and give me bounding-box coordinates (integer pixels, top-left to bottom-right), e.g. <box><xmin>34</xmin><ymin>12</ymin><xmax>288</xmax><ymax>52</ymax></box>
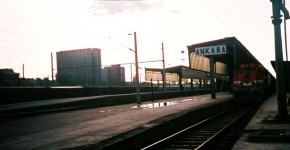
<box><xmin>232</xmin><ymin>63</ymin><xmax>276</xmax><ymax>103</ymax></box>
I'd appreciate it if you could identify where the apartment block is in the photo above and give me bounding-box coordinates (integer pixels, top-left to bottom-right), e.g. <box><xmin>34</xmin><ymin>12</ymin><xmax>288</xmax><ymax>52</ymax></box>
<box><xmin>101</xmin><ymin>64</ymin><xmax>125</xmax><ymax>85</ymax></box>
<box><xmin>56</xmin><ymin>48</ymin><xmax>102</xmax><ymax>86</ymax></box>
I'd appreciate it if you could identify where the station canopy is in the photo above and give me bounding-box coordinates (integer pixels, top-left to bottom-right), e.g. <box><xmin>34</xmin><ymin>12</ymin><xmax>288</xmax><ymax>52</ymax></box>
<box><xmin>187</xmin><ymin>37</ymin><xmax>263</xmax><ymax>70</ymax></box>
<box><xmin>145</xmin><ymin>66</ymin><xmax>208</xmax><ymax>82</ymax></box>
<box><xmin>145</xmin><ymin>37</ymin><xmax>262</xmax><ymax>82</ymax></box>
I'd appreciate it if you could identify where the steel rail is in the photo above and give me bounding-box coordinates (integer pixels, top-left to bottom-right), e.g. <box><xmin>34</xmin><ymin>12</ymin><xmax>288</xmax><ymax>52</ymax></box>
<box><xmin>142</xmin><ymin>105</ymin><xmax>257</xmax><ymax>150</ymax></box>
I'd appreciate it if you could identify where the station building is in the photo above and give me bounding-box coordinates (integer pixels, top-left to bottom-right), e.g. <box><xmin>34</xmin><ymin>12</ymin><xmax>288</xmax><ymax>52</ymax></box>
<box><xmin>145</xmin><ymin>37</ymin><xmax>263</xmax><ymax>92</ymax></box>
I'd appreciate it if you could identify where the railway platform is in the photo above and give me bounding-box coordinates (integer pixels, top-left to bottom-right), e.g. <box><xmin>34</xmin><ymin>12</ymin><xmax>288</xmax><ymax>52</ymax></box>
<box><xmin>233</xmin><ymin>93</ymin><xmax>290</xmax><ymax>149</ymax></box>
<box><xmin>0</xmin><ymin>90</ymin><xmax>210</xmax><ymax>117</ymax></box>
<box><xmin>0</xmin><ymin>92</ymin><xmax>232</xmax><ymax>150</ymax></box>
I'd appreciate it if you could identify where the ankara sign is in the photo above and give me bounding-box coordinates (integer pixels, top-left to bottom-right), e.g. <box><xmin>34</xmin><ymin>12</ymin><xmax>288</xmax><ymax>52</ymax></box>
<box><xmin>195</xmin><ymin>45</ymin><xmax>226</xmax><ymax>56</ymax></box>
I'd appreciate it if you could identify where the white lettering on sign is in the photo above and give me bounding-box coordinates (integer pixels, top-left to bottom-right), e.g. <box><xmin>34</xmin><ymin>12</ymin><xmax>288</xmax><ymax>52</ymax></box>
<box><xmin>194</xmin><ymin>45</ymin><xmax>226</xmax><ymax>56</ymax></box>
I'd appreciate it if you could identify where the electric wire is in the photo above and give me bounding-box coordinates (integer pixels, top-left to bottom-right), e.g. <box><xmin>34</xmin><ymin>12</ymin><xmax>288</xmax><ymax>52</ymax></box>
<box><xmin>201</xmin><ymin>0</ymin><xmax>233</xmax><ymax>35</ymax></box>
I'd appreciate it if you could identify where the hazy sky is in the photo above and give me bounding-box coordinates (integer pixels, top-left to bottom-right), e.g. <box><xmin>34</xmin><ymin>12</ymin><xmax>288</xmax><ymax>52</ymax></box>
<box><xmin>0</xmin><ymin>0</ymin><xmax>289</xmax><ymax>80</ymax></box>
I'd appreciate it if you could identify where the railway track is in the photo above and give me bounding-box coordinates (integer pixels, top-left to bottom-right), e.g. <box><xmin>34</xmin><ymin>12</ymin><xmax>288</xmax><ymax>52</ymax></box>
<box><xmin>142</xmin><ymin>105</ymin><xmax>258</xmax><ymax>150</ymax></box>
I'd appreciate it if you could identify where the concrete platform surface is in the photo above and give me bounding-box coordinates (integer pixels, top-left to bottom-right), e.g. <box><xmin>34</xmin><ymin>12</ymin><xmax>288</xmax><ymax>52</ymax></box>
<box><xmin>0</xmin><ymin>90</ymin><xmax>210</xmax><ymax>116</ymax></box>
<box><xmin>0</xmin><ymin>92</ymin><xmax>232</xmax><ymax>150</ymax></box>
<box><xmin>233</xmin><ymin>93</ymin><xmax>290</xmax><ymax>150</ymax></box>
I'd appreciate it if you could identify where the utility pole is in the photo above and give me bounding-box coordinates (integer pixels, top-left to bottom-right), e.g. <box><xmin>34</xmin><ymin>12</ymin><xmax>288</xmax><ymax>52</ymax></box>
<box><xmin>130</xmin><ymin>64</ymin><xmax>133</xmax><ymax>83</ymax></box>
<box><xmin>162</xmin><ymin>42</ymin><xmax>166</xmax><ymax>92</ymax></box>
<box><xmin>283</xmin><ymin>0</ymin><xmax>290</xmax><ymax>95</ymax></box>
<box><xmin>22</xmin><ymin>64</ymin><xmax>25</xmax><ymax>79</ymax></box>
<box><xmin>283</xmin><ymin>0</ymin><xmax>289</xmax><ymax>61</ymax></box>
<box><xmin>51</xmin><ymin>52</ymin><xmax>54</xmax><ymax>81</ymax></box>
<box><xmin>134</xmin><ymin>32</ymin><xmax>141</xmax><ymax>106</ymax></box>
<box><xmin>270</xmin><ymin>0</ymin><xmax>289</xmax><ymax>117</ymax></box>
<box><xmin>209</xmin><ymin>56</ymin><xmax>216</xmax><ymax>99</ymax></box>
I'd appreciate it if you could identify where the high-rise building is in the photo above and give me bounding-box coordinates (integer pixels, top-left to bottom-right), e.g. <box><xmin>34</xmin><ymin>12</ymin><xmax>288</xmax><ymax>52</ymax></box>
<box><xmin>101</xmin><ymin>64</ymin><xmax>125</xmax><ymax>85</ymax></box>
<box><xmin>56</xmin><ymin>48</ymin><xmax>102</xmax><ymax>86</ymax></box>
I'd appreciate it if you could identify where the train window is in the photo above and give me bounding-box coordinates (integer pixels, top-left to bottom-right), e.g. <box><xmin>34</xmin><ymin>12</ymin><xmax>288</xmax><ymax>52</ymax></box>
<box><xmin>241</xmin><ymin>68</ymin><xmax>248</xmax><ymax>74</ymax></box>
<box><xmin>249</xmin><ymin>68</ymin><xmax>256</xmax><ymax>73</ymax></box>
<box><xmin>240</xmin><ymin>68</ymin><xmax>255</xmax><ymax>74</ymax></box>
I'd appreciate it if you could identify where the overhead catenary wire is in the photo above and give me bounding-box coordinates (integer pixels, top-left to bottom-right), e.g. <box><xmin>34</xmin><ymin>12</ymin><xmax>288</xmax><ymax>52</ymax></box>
<box><xmin>108</xmin><ymin>36</ymin><xmax>134</xmax><ymax>52</ymax></box>
<box><xmin>201</xmin><ymin>0</ymin><xmax>234</xmax><ymax>35</ymax></box>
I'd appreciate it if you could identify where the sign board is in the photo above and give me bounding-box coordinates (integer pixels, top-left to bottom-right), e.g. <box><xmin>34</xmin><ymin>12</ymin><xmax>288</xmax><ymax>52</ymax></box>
<box><xmin>195</xmin><ymin>45</ymin><xmax>226</xmax><ymax>56</ymax></box>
